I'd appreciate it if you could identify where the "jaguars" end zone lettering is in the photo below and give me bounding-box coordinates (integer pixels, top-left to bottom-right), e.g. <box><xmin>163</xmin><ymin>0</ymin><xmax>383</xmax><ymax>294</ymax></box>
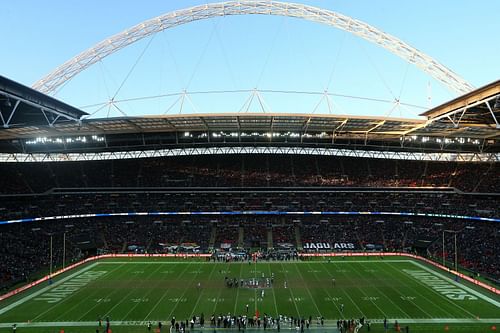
<box><xmin>34</xmin><ymin>270</ymin><xmax>107</xmax><ymax>303</ymax></box>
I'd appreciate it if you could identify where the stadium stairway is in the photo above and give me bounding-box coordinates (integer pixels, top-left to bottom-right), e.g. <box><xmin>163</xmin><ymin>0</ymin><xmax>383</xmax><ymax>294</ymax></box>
<box><xmin>267</xmin><ymin>228</ymin><xmax>273</xmax><ymax>250</ymax></box>
<box><xmin>208</xmin><ymin>224</ymin><xmax>217</xmax><ymax>250</ymax></box>
<box><xmin>146</xmin><ymin>238</ymin><xmax>153</xmax><ymax>253</ymax></box>
<box><xmin>100</xmin><ymin>232</ymin><xmax>108</xmax><ymax>250</ymax></box>
<box><xmin>355</xmin><ymin>225</ymin><xmax>364</xmax><ymax>250</ymax></box>
<box><xmin>402</xmin><ymin>229</ymin><xmax>409</xmax><ymax>248</ymax></box>
<box><xmin>295</xmin><ymin>225</ymin><xmax>303</xmax><ymax>251</ymax></box>
<box><xmin>382</xmin><ymin>228</ymin><xmax>387</xmax><ymax>249</ymax></box>
<box><xmin>238</xmin><ymin>226</ymin><xmax>244</xmax><ymax>248</ymax></box>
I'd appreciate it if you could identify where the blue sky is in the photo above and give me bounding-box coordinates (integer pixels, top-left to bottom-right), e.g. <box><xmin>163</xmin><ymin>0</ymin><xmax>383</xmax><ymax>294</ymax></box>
<box><xmin>2</xmin><ymin>0</ymin><xmax>499</xmax><ymax>119</ymax></box>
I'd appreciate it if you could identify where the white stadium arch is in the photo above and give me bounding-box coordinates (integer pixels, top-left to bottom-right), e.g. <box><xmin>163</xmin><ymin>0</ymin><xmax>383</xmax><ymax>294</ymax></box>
<box><xmin>33</xmin><ymin>1</ymin><xmax>474</xmax><ymax>96</ymax></box>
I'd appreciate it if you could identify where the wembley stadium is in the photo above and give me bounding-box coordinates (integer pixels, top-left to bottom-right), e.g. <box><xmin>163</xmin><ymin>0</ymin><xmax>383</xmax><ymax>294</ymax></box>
<box><xmin>0</xmin><ymin>1</ymin><xmax>498</xmax><ymax>333</ymax></box>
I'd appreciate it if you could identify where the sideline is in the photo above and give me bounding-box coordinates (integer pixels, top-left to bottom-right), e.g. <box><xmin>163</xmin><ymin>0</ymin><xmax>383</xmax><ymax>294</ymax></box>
<box><xmin>0</xmin><ymin>318</ymin><xmax>499</xmax><ymax>328</ymax></box>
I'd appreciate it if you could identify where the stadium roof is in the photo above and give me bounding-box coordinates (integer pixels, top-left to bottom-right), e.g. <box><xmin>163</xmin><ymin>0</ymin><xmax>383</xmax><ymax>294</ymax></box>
<box><xmin>418</xmin><ymin>79</ymin><xmax>500</xmax><ymax>139</ymax></box>
<box><xmin>0</xmin><ymin>76</ymin><xmax>499</xmax><ymax>155</ymax></box>
<box><xmin>0</xmin><ymin>103</ymin><xmax>497</xmax><ymax>137</ymax></box>
<box><xmin>0</xmin><ymin>75</ymin><xmax>87</xmax><ymax>130</ymax></box>
<box><xmin>422</xmin><ymin>79</ymin><xmax>500</xmax><ymax>120</ymax></box>
<box><xmin>0</xmin><ymin>113</ymin><xmax>423</xmax><ymax>138</ymax></box>
<box><xmin>0</xmin><ymin>111</ymin><xmax>497</xmax><ymax>145</ymax></box>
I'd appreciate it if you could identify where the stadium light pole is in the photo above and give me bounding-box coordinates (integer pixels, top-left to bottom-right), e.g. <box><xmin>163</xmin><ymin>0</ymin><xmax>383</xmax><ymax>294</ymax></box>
<box><xmin>443</xmin><ymin>229</ymin><xmax>460</xmax><ymax>272</ymax></box>
<box><xmin>442</xmin><ymin>231</ymin><xmax>445</xmax><ymax>267</ymax></box>
<box><xmin>454</xmin><ymin>233</ymin><xmax>458</xmax><ymax>273</ymax></box>
<box><xmin>63</xmin><ymin>232</ymin><xmax>66</xmax><ymax>270</ymax></box>
<box><xmin>49</xmin><ymin>234</ymin><xmax>53</xmax><ymax>277</ymax></box>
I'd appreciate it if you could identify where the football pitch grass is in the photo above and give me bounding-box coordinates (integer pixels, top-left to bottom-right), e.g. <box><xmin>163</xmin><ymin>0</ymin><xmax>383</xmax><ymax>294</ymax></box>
<box><xmin>0</xmin><ymin>257</ymin><xmax>498</xmax><ymax>332</ymax></box>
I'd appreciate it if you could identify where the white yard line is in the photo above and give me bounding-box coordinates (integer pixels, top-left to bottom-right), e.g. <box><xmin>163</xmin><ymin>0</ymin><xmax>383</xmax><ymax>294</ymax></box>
<box><xmin>118</xmin><ymin>263</ymin><xmax>168</xmax><ymax>321</ymax></box>
<box><xmin>378</xmin><ymin>262</ymin><xmax>436</xmax><ymax>318</ymax></box>
<box><xmin>342</xmin><ymin>263</ymin><xmax>391</xmax><ymax>318</ymax></box>
<box><xmin>319</xmin><ymin>261</ymin><xmax>366</xmax><ymax>317</ymax></box>
<box><xmin>99</xmin><ymin>263</ymin><xmax>164</xmax><ymax>320</ymax></box>
<box><xmin>188</xmin><ymin>262</ymin><xmax>219</xmax><ymax>319</ymax></box>
<box><xmin>142</xmin><ymin>262</ymin><xmax>193</xmax><ymax>321</ymax></box>
<box><xmin>210</xmin><ymin>261</ymin><xmax>232</xmax><ymax>314</ymax></box>
<box><xmin>232</xmin><ymin>262</ymin><xmax>245</xmax><ymax>315</ymax></box>
<box><xmin>279</xmin><ymin>262</ymin><xmax>301</xmax><ymax>317</ymax></box>
<box><xmin>0</xmin><ymin>262</ymin><xmax>99</xmax><ymax>316</ymax></box>
<box><xmin>349</xmin><ymin>261</ymin><xmax>411</xmax><ymax>318</ymax></box>
<box><xmin>291</xmin><ymin>263</ymin><xmax>323</xmax><ymax>317</ymax></box>
<box><xmin>266</xmin><ymin>263</ymin><xmax>280</xmax><ymax>317</ymax></box>
<box><xmin>304</xmin><ymin>261</ymin><xmax>341</xmax><ymax>314</ymax></box>
<box><xmin>253</xmin><ymin>260</ymin><xmax>258</xmax><ymax>315</ymax></box>
<box><xmin>164</xmin><ymin>263</ymin><xmax>206</xmax><ymax>320</ymax></box>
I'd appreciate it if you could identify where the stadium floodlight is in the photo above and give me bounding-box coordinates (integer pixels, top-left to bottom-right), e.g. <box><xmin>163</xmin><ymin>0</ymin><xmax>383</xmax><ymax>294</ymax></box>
<box><xmin>26</xmin><ymin>135</ymin><xmax>105</xmax><ymax>145</ymax></box>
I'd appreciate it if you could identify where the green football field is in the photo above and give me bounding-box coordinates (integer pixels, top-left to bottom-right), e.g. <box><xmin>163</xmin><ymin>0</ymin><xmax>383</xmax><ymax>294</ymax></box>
<box><xmin>0</xmin><ymin>257</ymin><xmax>498</xmax><ymax>333</ymax></box>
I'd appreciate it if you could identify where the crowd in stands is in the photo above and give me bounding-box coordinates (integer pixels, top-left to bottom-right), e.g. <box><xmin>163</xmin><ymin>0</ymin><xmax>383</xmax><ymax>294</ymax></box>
<box><xmin>0</xmin><ymin>155</ymin><xmax>498</xmax><ymax>193</ymax></box>
<box><xmin>0</xmin><ymin>214</ymin><xmax>497</xmax><ymax>291</ymax></box>
<box><xmin>214</xmin><ymin>221</ymin><xmax>240</xmax><ymax>248</ymax></box>
<box><xmin>272</xmin><ymin>224</ymin><xmax>296</xmax><ymax>245</ymax></box>
<box><xmin>0</xmin><ymin>155</ymin><xmax>498</xmax><ymax>291</ymax></box>
<box><xmin>0</xmin><ymin>216</ymin><xmax>213</xmax><ymax>291</ymax></box>
<box><xmin>243</xmin><ymin>219</ymin><xmax>268</xmax><ymax>248</ymax></box>
<box><xmin>427</xmin><ymin>219</ymin><xmax>498</xmax><ymax>279</ymax></box>
<box><xmin>0</xmin><ymin>190</ymin><xmax>497</xmax><ymax>222</ymax></box>
<box><xmin>301</xmin><ymin>215</ymin><xmax>499</xmax><ymax>281</ymax></box>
